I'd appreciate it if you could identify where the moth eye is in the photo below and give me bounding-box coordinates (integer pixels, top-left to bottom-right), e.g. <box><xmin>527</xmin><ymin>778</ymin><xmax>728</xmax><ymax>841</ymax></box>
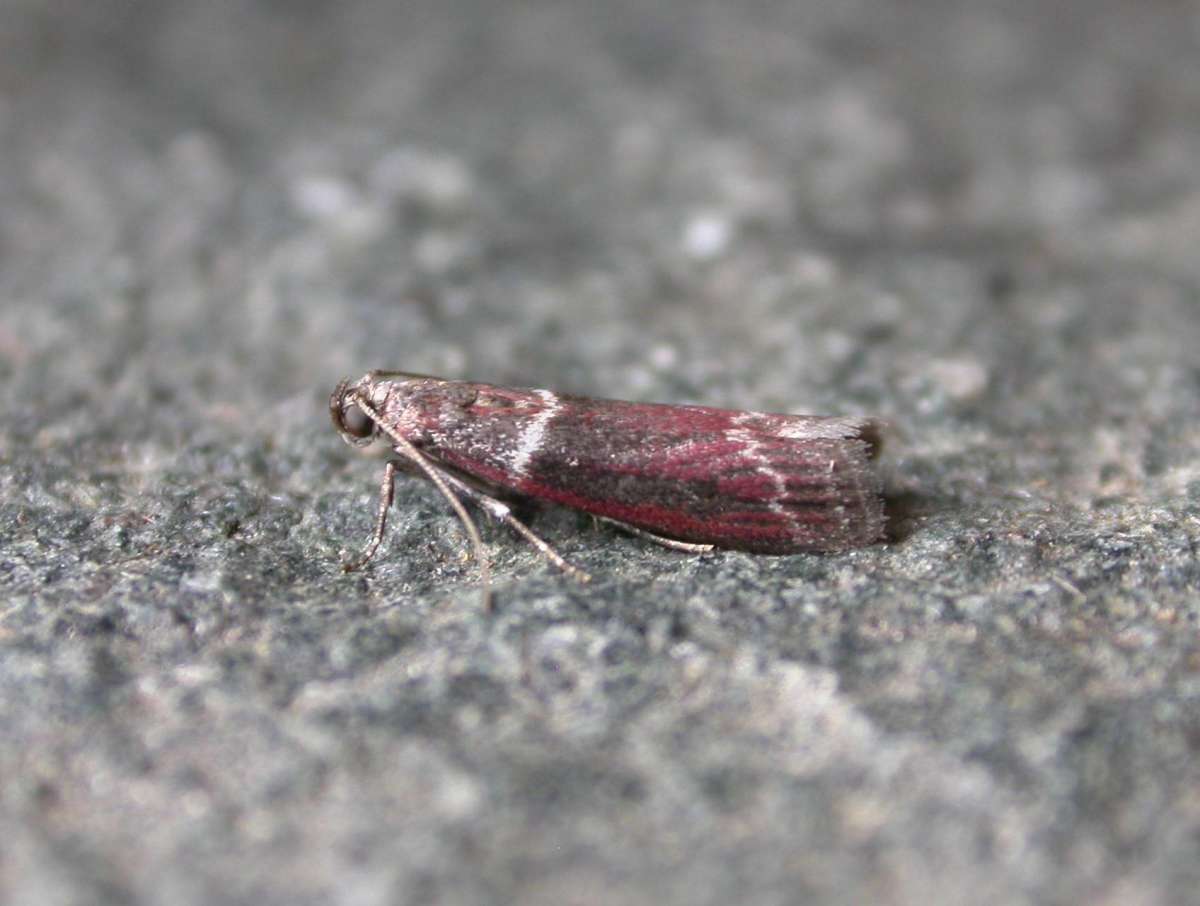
<box><xmin>340</xmin><ymin>404</ymin><xmax>375</xmax><ymax>439</ymax></box>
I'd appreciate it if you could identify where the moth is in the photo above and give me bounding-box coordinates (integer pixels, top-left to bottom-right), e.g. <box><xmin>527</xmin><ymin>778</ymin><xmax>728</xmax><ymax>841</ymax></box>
<box><xmin>330</xmin><ymin>371</ymin><xmax>885</xmax><ymax>607</ymax></box>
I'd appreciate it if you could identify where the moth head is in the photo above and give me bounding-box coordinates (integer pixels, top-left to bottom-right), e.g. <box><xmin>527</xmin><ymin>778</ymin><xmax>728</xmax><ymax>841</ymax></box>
<box><xmin>329</xmin><ymin>377</ymin><xmax>379</xmax><ymax>447</ymax></box>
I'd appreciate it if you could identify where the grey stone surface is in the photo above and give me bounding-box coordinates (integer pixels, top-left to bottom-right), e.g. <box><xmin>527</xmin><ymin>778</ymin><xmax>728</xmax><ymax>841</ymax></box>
<box><xmin>3</xmin><ymin>1</ymin><xmax>1200</xmax><ymax>903</ymax></box>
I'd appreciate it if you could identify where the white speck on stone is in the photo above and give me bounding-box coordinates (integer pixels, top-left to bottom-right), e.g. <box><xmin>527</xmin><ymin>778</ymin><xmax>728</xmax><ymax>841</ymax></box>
<box><xmin>181</xmin><ymin>570</ymin><xmax>223</xmax><ymax>594</ymax></box>
<box><xmin>370</xmin><ymin>147</ymin><xmax>475</xmax><ymax>214</ymax></box>
<box><xmin>291</xmin><ymin>175</ymin><xmax>357</xmax><ymax>220</ymax></box>
<box><xmin>290</xmin><ymin>174</ymin><xmax>388</xmax><ymax>243</ymax></box>
<box><xmin>682</xmin><ymin>212</ymin><xmax>734</xmax><ymax>260</ymax></box>
<box><xmin>927</xmin><ymin>357</ymin><xmax>989</xmax><ymax>402</ymax></box>
<box><xmin>649</xmin><ymin>343</ymin><xmax>678</xmax><ymax>369</ymax></box>
<box><xmin>435</xmin><ymin>772</ymin><xmax>483</xmax><ymax>820</ymax></box>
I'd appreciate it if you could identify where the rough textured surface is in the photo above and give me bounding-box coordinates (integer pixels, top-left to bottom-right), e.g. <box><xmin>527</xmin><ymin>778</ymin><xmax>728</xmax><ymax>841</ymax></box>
<box><xmin>3</xmin><ymin>1</ymin><xmax>1199</xmax><ymax>903</ymax></box>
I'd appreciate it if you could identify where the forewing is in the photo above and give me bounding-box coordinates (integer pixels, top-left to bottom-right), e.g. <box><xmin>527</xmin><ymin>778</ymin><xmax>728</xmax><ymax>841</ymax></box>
<box><xmin>421</xmin><ymin>391</ymin><xmax>883</xmax><ymax>553</ymax></box>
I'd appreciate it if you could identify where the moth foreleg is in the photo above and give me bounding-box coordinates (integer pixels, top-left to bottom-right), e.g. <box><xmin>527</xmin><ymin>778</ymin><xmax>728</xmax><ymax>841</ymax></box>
<box><xmin>342</xmin><ymin>460</ymin><xmax>397</xmax><ymax>572</ymax></box>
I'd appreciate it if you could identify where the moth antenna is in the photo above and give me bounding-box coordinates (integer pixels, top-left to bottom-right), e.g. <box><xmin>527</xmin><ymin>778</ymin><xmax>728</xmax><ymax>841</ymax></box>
<box><xmin>351</xmin><ymin>392</ymin><xmax>493</xmax><ymax>611</ymax></box>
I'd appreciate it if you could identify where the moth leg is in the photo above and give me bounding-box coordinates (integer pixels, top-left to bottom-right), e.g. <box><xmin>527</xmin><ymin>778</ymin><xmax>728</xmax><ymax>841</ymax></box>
<box><xmin>595</xmin><ymin>515</ymin><xmax>716</xmax><ymax>553</ymax></box>
<box><xmin>342</xmin><ymin>460</ymin><xmax>397</xmax><ymax>572</ymax></box>
<box><xmin>348</xmin><ymin>395</ymin><xmax>495</xmax><ymax>611</ymax></box>
<box><xmin>432</xmin><ymin>470</ymin><xmax>592</xmax><ymax>583</ymax></box>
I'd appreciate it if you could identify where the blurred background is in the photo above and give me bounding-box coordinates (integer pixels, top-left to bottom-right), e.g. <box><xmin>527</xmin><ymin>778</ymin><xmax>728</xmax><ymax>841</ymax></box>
<box><xmin>2</xmin><ymin>1</ymin><xmax>1199</xmax><ymax>903</ymax></box>
<box><xmin>8</xmin><ymin>0</ymin><xmax>1198</xmax><ymax>420</ymax></box>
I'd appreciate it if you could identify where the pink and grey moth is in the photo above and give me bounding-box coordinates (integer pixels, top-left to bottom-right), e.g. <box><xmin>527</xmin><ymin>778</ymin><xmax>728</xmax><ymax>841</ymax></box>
<box><xmin>330</xmin><ymin>371</ymin><xmax>885</xmax><ymax>607</ymax></box>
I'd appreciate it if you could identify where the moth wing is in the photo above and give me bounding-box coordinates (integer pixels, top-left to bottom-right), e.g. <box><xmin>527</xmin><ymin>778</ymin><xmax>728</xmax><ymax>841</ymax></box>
<box><xmin>499</xmin><ymin>400</ymin><xmax>885</xmax><ymax>553</ymax></box>
<box><xmin>636</xmin><ymin>412</ymin><xmax>884</xmax><ymax>552</ymax></box>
